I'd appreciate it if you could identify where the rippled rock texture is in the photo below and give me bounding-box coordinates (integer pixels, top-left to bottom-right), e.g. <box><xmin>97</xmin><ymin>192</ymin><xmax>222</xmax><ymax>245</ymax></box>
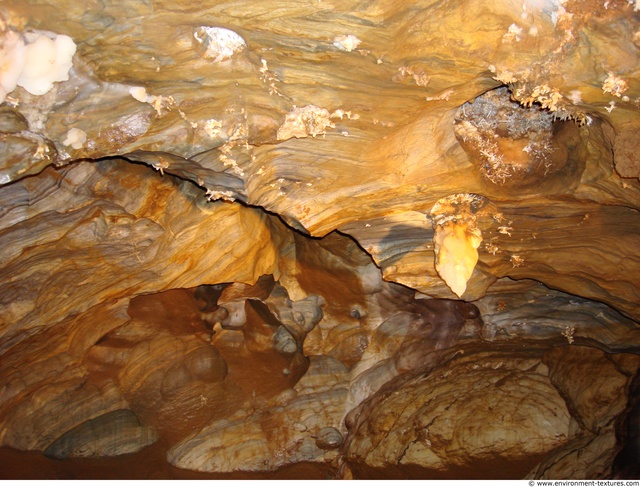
<box><xmin>1</xmin><ymin>0</ymin><xmax>639</xmax><ymax>480</ymax></box>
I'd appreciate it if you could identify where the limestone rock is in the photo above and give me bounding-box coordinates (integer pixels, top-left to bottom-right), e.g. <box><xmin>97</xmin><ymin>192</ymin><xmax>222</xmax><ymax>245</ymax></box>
<box><xmin>345</xmin><ymin>351</ymin><xmax>572</xmax><ymax>479</ymax></box>
<box><xmin>167</xmin><ymin>355</ymin><xmax>350</xmax><ymax>472</ymax></box>
<box><xmin>44</xmin><ymin>409</ymin><xmax>157</xmax><ymax>459</ymax></box>
<box><xmin>528</xmin><ymin>347</ymin><xmax>640</xmax><ymax>479</ymax></box>
<box><xmin>0</xmin><ymin>0</ymin><xmax>639</xmax><ymax>480</ymax></box>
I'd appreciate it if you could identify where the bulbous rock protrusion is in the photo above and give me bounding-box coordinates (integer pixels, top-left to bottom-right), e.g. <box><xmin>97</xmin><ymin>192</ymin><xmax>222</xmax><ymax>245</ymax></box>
<box><xmin>192</xmin><ymin>26</ymin><xmax>247</xmax><ymax>63</ymax></box>
<box><xmin>453</xmin><ymin>86</ymin><xmax>568</xmax><ymax>188</ymax></box>
<box><xmin>274</xmin><ymin>325</ymin><xmax>297</xmax><ymax>354</ymax></box>
<box><xmin>350</xmin><ymin>305</ymin><xmax>366</xmax><ymax>319</ymax></box>
<box><xmin>315</xmin><ymin>426</ymin><xmax>344</xmax><ymax>450</ymax></box>
<box><xmin>433</xmin><ymin>221</ymin><xmax>482</xmax><ymax>298</ymax></box>
<box><xmin>0</xmin><ymin>29</ymin><xmax>76</xmax><ymax>103</ymax></box>
<box><xmin>429</xmin><ymin>194</ymin><xmax>489</xmax><ymax>298</ymax></box>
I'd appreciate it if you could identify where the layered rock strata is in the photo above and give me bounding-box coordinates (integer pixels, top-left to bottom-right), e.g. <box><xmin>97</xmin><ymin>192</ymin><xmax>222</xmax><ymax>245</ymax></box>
<box><xmin>1</xmin><ymin>0</ymin><xmax>639</xmax><ymax>480</ymax></box>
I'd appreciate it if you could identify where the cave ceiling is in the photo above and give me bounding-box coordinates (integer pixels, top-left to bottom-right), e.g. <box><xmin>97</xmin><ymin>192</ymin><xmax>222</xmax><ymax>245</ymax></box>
<box><xmin>0</xmin><ymin>0</ymin><xmax>639</xmax><ymax>480</ymax></box>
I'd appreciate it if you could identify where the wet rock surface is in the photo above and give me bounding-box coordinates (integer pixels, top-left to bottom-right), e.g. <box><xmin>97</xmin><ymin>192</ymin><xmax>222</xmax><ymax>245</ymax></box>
<box><xmin>1</xmin><ymin>0</ymin><xmax>639</xmax><ymax>480</ymax></box>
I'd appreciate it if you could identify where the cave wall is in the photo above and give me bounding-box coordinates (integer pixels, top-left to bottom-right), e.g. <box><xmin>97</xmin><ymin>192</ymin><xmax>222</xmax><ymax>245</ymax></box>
<box><xmin>1</xmin><ymin>0</ymin><xmax>639</xmax><ymax>480</ymax></box>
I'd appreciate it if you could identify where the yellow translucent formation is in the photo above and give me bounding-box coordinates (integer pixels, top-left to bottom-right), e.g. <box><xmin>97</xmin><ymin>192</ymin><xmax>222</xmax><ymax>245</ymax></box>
<box><xmin>434</xmin><ymin>222</ymin><xmax>483</xmax><ymax>298</ymax></box>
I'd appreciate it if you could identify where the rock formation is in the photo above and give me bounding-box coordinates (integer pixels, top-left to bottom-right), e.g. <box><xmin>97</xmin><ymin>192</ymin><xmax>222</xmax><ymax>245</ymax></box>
<box><xmin>0</xmin><ymin>0</ymin><xmax>639</xmax><ymax>480</ymax></box>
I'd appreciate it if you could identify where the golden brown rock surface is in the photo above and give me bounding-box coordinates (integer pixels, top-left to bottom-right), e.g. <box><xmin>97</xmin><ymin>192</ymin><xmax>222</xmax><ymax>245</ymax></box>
<box><xmin>1</xmin><ymin>0</ymin><xmax>639</xmax><ymax>480</ymax></box>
